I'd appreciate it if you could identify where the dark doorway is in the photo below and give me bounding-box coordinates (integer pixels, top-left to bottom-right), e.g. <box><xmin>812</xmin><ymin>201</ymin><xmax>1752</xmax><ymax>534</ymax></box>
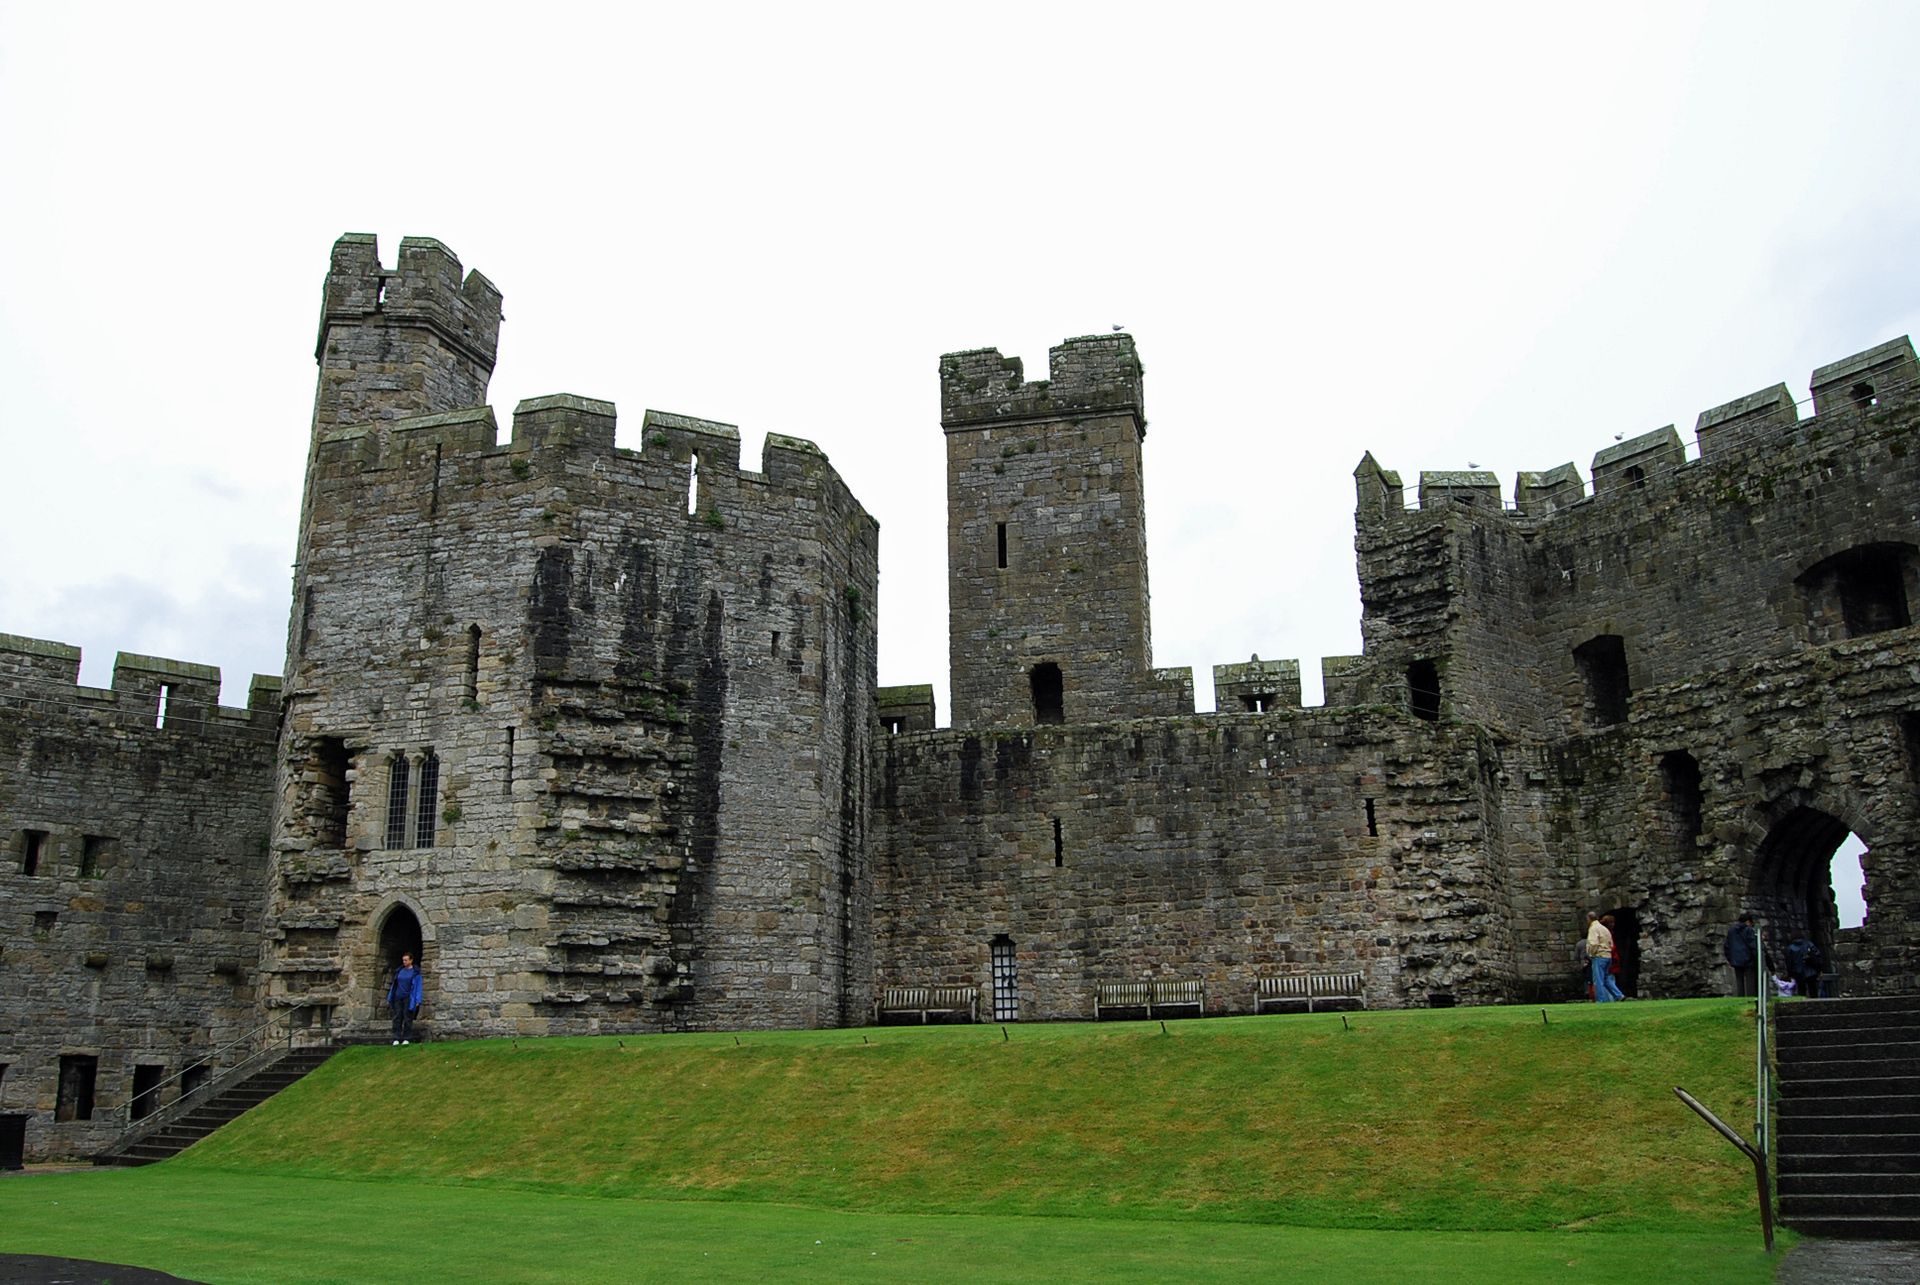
<box><xmin>1603</xmin><ymin>906</ymin><xmax>1641</xmax><ymax>997</ymax></box>
<box><xmin>1751</xmin><ymin>806</ymin><xmax>1851</xmax><ymax>963</ymax></box>
<box><xmin>130</xmin><ymin>1063</ymin><xmax>165</xmax><ymax>1121</ymax></box>
<box><xmin>1407</xmin><ymin>659</ymin><xmax>1440</xmax><ymax>721</ymax></box>
<box><xmin>180</xmin><ymin>1061</ymin><xmax>211</xmax><ymax>1101</ymax></box>
<box><xmin>1574</xmin><ymin>635</ymin><xmax>1631</xmax><ymax>727</ymax></box>
<box><xmin>55</xmin><ymin>1055</ymin><xmax>97</xmax><ymax>1122</ymax></box>
<box><xmin>375</xmin><ymin>905</ymin><xmax>424</xmax><ymax>1010</ymax></box>
<box><xmin>1030</xmin><ymin>663</ymin><xmax>1064</xmax><ymax>725</ymax></box>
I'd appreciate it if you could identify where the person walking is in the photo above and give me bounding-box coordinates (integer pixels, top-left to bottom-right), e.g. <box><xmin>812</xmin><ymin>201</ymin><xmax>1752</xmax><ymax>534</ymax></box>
<box><xmin>1601</xmin><ymin>914</ymin><xmax>1630</xmax><ymax>999</ymax></box>
<box><xmin>1724</xmin><ymin>914</ymin><xmax>1758</xmax><ymax>998</ymax></box>
<box><xmin>388</xmin><ymin>952</ymin><xmax>423</xmax><ymax>1044</ymax></box>
<box><xmin>1587</xmin><ymin>912</ymin><xmax>1625</xmax><ymax>1003</ymax></box>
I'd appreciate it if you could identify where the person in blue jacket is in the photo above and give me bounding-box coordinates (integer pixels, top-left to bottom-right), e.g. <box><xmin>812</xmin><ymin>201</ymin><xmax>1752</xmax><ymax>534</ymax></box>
<box><xmin>388</xmin><ymin>952</ymin><xmax>423</xmax><ymax>1044</ymax></box>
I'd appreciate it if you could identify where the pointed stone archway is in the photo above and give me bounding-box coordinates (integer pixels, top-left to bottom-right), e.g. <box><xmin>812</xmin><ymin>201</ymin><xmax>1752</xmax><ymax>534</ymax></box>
<box><xmin>370</xmin><ymin>899</ymin><xmax>429</xmax><ymax>1027</ymax></box>
<box><xmin>1749</xmin><ymin>805</ymin><xmax>1853</xmax><ymax>963</ymax></box>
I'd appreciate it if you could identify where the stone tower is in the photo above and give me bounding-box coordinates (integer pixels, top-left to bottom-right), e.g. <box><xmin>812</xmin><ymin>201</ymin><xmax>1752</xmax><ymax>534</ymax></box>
<box><xmin>263</xmin><ymin>235</ymin><xmax>878</xmax><ymax>1039</ymax></box>
<box><xmin>940</xmin><ymin>334</ymin><xmax>1189</xmax><ymax>729</ymax></box>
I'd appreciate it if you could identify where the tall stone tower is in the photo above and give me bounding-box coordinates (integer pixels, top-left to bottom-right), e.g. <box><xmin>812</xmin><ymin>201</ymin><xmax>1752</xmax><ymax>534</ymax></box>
<box><xmin>263</xmin><ymin>235</ymin><xmax>878</xmax><ymax>1039</ymax></box>
<box><xmin>940</xmin><ymin>334</ymin><xmax>1189</xmax><ymax>729</ymax></box>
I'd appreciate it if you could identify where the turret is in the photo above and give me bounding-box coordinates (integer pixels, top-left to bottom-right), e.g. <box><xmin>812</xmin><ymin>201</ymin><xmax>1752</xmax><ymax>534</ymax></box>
<box><xmin>310</xmin><ymin>234</ymin><xmax>503</xmax><ymax>438</ymax></box>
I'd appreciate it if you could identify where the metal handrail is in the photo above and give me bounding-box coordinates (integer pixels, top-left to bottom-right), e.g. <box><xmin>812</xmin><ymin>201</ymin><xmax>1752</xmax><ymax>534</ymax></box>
<box><xmin>1755</xmin><ymin>929</ymin><xmax>1771</xmax><ymax>1162</ymax></box>
<box><xmin>115</xmin><ymin>1006</ymin><xmax>322</xmax><ymax>1142</ymax></box>
<box><xmin>1671</xmin><ymin>921</ymin><xmax>1777</xmax><ymax>1253</ymax></box>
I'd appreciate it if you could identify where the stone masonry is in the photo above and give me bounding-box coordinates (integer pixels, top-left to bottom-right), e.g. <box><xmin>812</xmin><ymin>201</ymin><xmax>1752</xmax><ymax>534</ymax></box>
<box><xmin>0</xmin><ymin>636</ymin><xmax>278</xmax><ymax>1160</ymax></box>
<box><xmin>5</xmin><ymin>233</ymin><xmax>1920</xmax><ymax>1160</ymax></box>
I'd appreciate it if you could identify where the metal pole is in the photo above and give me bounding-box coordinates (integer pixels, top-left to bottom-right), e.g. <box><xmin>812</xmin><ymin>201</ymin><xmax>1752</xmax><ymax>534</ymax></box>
<box><xmin>1675</xmin><ymin>1086</ymin><xmax>1774</xmax><ymax>1252</ymax></box>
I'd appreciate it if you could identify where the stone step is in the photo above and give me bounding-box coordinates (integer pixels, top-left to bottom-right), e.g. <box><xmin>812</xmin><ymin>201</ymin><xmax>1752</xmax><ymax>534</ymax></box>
<box><xmin>1776</xmin><ymin>1111</ymin><xmax>1920</xmax><ymax>1135</ymax></box>
<box><xmin>1783</xmin><ymin>1215</ymin><xmax>1920</xmax><ymax>1239</ymax></box>
<box><xmin>1766</xmin><ymin>1037</ymin><xmax>1920</xmax><ymax>1067</ymax></box>
<box><xmin>1777</xmin><ymin>1132</ymin><xmax>1920</xmax><ymax>1156</ymax></box>
<box><xmin>1780</xmin><ymin>1192</ymin><xmax>1920</xmax><ymax>1219</ymax></box>
<box><xmin>1777</xmin><ymin>1150</ymin><xmax>1920</xmax><ymax>1176</ymax></box>
<box><xmin>1778</xmin><ymin>1021</ymin><xmax>1920</xmax><ymax>1046</ymax></box>
<box><xmin>1778</xmin><ymin>1171</ymin><xmax>1920</xmax><ymax>1196</ymax></box>
<box><xmin>1779</xmin><ymin>1095</ymin><xmax>1920</xmax><ymax>1120</ymax></box>
<box><xmin>1775</xmin><ymin>998</ymin><xmax>1920</xmax><ymax>1027</ymax></box>
<box><xmin>1777</xmin><ymin>1075</ymin><xmax>1920</xmax><ymax>1099</ymax></box>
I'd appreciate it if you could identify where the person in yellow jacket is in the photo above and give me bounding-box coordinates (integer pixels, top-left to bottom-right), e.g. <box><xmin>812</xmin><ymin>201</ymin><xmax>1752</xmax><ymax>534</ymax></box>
<box><xmin>1586</xmin><ymin>912</ymin><xmax>1625</xmax><ymax>1003</ymax></box>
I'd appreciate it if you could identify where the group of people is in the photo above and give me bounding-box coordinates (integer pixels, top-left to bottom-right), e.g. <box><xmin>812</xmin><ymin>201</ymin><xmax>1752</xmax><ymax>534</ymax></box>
<box><xmin>1581</xmin><ymin>910</ymin><xmax>1828</xmax><ymax>1004</ymax></box>
<box><xmin>1723</xmin><ymin>912</ymin><xmax>1826</xmax><ymax>998</ymax></box>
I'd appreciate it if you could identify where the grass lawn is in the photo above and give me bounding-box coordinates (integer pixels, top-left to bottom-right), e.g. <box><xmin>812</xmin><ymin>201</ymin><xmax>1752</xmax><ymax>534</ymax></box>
<box><xmin>0</xmin><ymin>1168</ymin><xmax>1778</xmax><ymax>1284</ymax></box>
<box><xmin>0</xmin><ymin>999</ymin><xmax>1780</xmax><ymax>1281</ymax></box>
<box><xmin>179</xmin><ymin>998</ymin><xmax>1761</xmax><ymax>1232</ymax></box>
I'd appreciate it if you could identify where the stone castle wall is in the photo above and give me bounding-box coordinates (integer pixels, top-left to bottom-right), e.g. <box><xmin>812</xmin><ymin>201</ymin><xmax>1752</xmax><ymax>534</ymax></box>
<box><xmin>6</xmin><ymin>231</ymin><xmax>1920</xmax><ymax>1165</ymax></box>
<box><xmin>0</xmin><ymin>636</ymin><xmax>278</xmax><ymax>1160</ymax></box>
<box><xmin>873</xmin><ymin>711</ymin><xmax>1519</xmax><ymax>1017</ymax></box>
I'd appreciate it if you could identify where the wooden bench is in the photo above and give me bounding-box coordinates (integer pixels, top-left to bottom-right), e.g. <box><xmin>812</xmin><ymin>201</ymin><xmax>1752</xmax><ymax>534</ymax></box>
<box><xmin>1095</xmin><ymin>979</ymin><xmax>1207</xmax><ymax>1021</ymax></box>
<box><xmin>1255</xmin><ymin>972</ymin><xmax>1366</xmax><ymax>1014</ymax></box>
<box><xmin>875</xmin><ymin>985</ymin><xmax>978</xmax><ymax>1025</ymax></box>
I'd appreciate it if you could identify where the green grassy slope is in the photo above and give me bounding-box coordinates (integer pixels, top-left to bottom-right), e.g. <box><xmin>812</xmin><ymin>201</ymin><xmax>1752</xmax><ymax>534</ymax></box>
<box><xmin>177</xmin><ymin>999</ymin><xmax>1759</xmax><ymax>1233</ymax></box>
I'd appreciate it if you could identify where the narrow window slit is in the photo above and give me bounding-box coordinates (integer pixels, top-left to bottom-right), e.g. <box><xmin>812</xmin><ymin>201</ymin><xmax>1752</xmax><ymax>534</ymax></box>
<box><xmin>997</xmin><ymin>522</ymin><xmax>1008</xmax><ymax>570</ymax></box>
<box><xmin>1052</xmin><ymin>817</ymin><xmax>1064</xmax><ymax>867</ymax></box>
<box><xmin>465</xmin><ymin>625</ymin><xmax>482</xmax><ymax>701</ymax></box>
<box><xmin>1364</xmin><ymin>798</ymin><xmax>1378</xmax><ymax>837</ymax></box>
<box><xmin>1031</xmin><ymin>663</ymin><xmax>1064</xmax><ymax>725</ymax></box>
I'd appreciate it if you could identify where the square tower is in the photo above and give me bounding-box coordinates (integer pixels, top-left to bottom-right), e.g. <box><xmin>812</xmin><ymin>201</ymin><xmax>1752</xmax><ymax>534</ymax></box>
<box><xmin>941</xmin><ymin>335</ymin><xmax>1184</xmax><ymax>728</ymax></box>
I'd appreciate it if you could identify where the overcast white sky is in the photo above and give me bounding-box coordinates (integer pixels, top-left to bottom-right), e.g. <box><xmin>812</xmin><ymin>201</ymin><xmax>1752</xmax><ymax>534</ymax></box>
<box><xmin>2</xmin><ymin>3</ymin><xmax>1913</xmax><ymax>915</ymax></box>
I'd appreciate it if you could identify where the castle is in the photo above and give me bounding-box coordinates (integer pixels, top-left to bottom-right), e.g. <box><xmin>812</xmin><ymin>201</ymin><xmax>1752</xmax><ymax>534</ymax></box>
<box><xmin>5</xmin><ymin>234</ymin><xmax>1918</xmax><ymax>1160</ymax></box>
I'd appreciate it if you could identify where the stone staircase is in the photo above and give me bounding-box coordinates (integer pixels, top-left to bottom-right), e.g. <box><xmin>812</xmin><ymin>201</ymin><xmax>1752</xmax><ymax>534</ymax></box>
<box><xmin>94</xmin><ymin>1046</ymin><xmax>338</xmax><ymax>1167</ymax></box>
<box><xmin>1776</xmin><ymin>995</ymin><xmax>1920</xmax><ymax>1238</ymax></box>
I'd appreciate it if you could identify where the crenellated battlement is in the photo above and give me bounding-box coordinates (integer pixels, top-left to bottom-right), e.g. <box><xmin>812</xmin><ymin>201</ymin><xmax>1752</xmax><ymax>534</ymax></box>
<box><xmin>939</xmin><ymin>333</ymin><xmax>1146</xmax><ymax>436</ymax></box>
<box><xmin>310</xmin><ymin>393</ymin><xmax>872</xmax><ymax>532</ymax></box>
<box><xmin>1360</xmin><ymin>334</ymin><xmax>1920</xmax><ymax>526</ymax></box>
<box><xmin>316</xmin><ymin>233</ymin><xmax>502</xmax><ymax>369</ymax></box>
<box><xmin>0</xmin><ymin>632</ymin><xmax>280</xmax><ymax>736</ymax></box>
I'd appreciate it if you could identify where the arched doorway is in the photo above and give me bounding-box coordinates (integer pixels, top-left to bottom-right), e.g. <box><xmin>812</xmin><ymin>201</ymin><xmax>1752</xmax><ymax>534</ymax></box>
<box><xmin>375</xmin><ymin>904</ymin><xmax>424</xmax><ymax>1011</ymax></box>
<box><xmin>1750</xmin><ymin>806</ymin><xmax>1850</xmax><ymax>963</ymax></box>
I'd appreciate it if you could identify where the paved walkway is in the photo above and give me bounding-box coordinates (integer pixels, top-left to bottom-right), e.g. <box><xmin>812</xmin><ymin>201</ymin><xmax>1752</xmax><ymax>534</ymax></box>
<box><xmin>0</xmin><ymin>1256</ymin><xmax>201</xmax><ymax>1284</ymax></box>
<box><xmin>1777</xmin><ymin>1238</ymin><xmax>1920</xmax><ymax>1284</ymax></box>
